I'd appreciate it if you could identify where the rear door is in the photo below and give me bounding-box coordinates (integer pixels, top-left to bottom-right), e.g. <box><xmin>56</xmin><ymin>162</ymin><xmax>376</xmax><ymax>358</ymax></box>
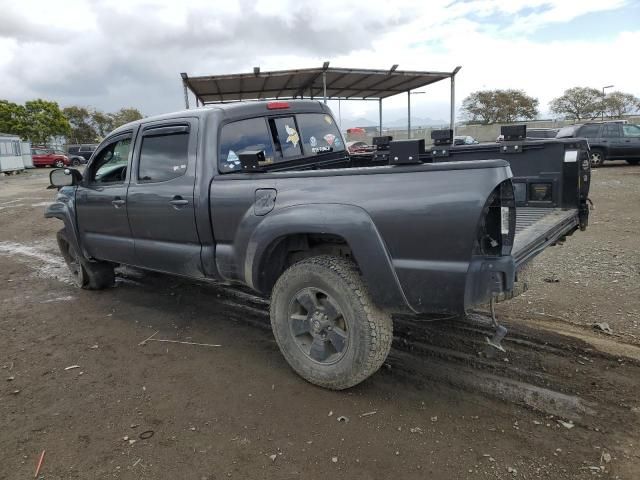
<box><xmin>621</xmin><ymin>124</ymin><xmax>640</xmax><ymax>158</ymax></box>
<box><xmin>602</xmin><ymin>123</ymin><xmax>624</xmax><ymax>158</ymax></box>
<box><xmin>76</xmin><ymin>132</ymin><xmax>135</xmax><ymax>263</ymax></box>
<box><xmin>126</xmin><ymin>119</ymin><xmax>202</xmax><ymax>277</ymax></box>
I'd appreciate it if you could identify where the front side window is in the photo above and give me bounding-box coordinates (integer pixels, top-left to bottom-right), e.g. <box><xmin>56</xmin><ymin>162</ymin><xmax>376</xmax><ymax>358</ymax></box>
<box><xmin>296</xmin><ymin>113</ymin><xmax>344</xmax><ymax>155</ymax></box>
<box><xmin>578</xmin><ymin>125</ymin><xmax>601</xmax><ymax>138</ymax></box>
<box><xmin>91</xmin><ymin>137</ymin><xmax>132</xmax><ymax>184</ymax></box>
<box><xmin>623</xmin><ymin>124</ymin><xmax>640</xmax><ymax>137</ymax></box>
<box><xmin>219</xmin><ymin>117</ymin><xmax>275</xmax><ymax>172</ymax></box>
<box><xmin>138</xmin><ymin>132</ymin><xmax>189</xmax><ymax>183</ymax></box>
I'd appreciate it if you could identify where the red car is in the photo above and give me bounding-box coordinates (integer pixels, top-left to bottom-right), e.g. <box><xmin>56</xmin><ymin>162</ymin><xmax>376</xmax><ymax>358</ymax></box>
<box><xmin>31</xmin><ymin>148</ymin><xmax>70</xmax><ymax>168</ymax></box>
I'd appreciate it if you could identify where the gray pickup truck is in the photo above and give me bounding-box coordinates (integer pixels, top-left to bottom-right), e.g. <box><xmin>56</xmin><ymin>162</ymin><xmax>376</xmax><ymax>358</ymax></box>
<box><xmin>46</xmin><ymin>101</ymin><xmax>590</xmax><ymax>389</ymax></box>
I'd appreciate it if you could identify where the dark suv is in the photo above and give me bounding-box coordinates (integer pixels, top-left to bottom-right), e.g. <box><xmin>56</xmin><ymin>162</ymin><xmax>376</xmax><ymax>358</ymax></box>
<box><xmin>557</xmin><ymin>121</ymin><xmax>640</xmax><ymax>167</ymax></box>
<box><xmin>67</xmin><ymin>144</ymin><xmax>98</xmax><ymax>162</ymax></box>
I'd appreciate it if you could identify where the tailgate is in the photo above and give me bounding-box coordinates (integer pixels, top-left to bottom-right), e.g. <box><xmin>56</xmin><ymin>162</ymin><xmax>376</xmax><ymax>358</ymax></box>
<box><xmin>512</xmin><ymin>207</ymin><xmax>579</xmax><ymax>266</ymax></box>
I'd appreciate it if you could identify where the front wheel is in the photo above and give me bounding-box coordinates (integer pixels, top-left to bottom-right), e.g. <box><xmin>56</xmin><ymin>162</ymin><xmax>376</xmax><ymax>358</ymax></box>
<box><xmin>270</xmin><ymin>255</ymin><xmax>393</xmax><ymax>390</ymax></box>
<box><xmin>590</xmin><ymin>150</ymin><xmax>605</xmax><ymax>168</ymax></box>
<box><xmin>56</xmin><ymin>229</ymin><xmax>115</xmax><ymax>289</ymax></box>
<box><xmin>54</xmin><ymin>160</ymin><xmax>65</xmax><ymax>168</ymax></box>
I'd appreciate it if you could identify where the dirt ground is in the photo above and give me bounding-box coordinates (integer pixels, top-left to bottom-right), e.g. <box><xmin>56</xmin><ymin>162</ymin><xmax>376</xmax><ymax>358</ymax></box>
<box><xmin>1</xmin><ymin>164</ymin><xmax>639</xmax><ymax>479</ymax></box>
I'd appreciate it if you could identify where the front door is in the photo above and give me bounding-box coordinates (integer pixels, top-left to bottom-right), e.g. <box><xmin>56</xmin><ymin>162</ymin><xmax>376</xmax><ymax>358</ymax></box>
<box><xmin>76</xmin><ymin>132</ymin><xmax>135</xmax><ymax>264</ymax></box>
<box><xmin>126</xmin><ymin>120</ymin><xmax>203</xmax><ymax>277</ymax></box>
<box><xmin>622</xmin><ymin>124</ymin><xmax>640</xmax><ymax>158</ymax></box>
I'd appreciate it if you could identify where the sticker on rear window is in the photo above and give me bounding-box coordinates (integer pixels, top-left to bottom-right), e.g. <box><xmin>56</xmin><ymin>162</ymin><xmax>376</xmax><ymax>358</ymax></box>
<box><xmin>285</xmin><ymin>125</ymin><xmax>299</xmax><ymax>147</ymax></box>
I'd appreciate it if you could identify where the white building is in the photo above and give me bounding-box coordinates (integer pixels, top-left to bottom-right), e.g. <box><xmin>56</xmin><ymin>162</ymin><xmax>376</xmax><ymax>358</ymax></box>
<box><xmin>0</xmin><ymin>133</ymin><xmax>26</xmax><ymax>173</ymax></box>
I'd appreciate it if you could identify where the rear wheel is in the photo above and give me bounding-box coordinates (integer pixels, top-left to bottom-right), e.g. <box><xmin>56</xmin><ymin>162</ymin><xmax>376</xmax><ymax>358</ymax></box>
<box><xmin>270</xmin><ymin>255</ymin><xmax>393</xmax><ymax>390</ymax></box>
<box><xmin>590</xmin><ymin>150</ymin><xmax>605</xmax><ymax>168</ymax></box>
<box><xmin>56</xmin><ymin>229</ymin><xmax>115</xmax><ymax>289</ymax></box>
<box><xmin>54</xmin><ymin>160</ymin><xmax>65</xmax><ymax>168</ymax></box>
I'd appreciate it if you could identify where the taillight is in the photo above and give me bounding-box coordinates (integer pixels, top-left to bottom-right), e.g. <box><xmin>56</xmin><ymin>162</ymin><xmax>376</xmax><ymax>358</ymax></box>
<box><xmin>267</xmin><ymin>101</ymin><xmax>290</xmax><ymax>110</ymax></box>
<box><xmin>475</xmin><ymin>181</ymin><xmax>516</xmax><ymax>256</ymax></box>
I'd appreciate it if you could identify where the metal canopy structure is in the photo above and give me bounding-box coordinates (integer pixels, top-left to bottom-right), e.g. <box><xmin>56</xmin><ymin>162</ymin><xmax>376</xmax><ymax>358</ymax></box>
<box><xmin>180</xmin><ymin>63</ymin><xmax>462</xmax><ymax>135</ymax></box>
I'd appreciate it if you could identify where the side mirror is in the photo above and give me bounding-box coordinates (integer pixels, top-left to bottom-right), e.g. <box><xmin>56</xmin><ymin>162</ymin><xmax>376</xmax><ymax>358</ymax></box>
<box><xmin>49</xmin><ymin>168</ymin><xmax>81</xmax><ymax>189</ymax></box>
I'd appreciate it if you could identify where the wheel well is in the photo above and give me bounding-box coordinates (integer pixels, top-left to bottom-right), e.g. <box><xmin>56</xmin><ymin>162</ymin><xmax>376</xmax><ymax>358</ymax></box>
<box><xmin>257</xmin><ymin>234</ymin><xmax>353</xmax><ymax>294</ymax></box>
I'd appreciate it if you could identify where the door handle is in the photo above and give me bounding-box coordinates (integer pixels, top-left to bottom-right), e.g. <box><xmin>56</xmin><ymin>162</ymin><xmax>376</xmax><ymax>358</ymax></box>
<box><xmin>111</xmin><ymin>198</ymin><xmax>125</xmax><ymax>208</ymax></box>
<box><xmin>169</xmin><ymin>196</ymin><xmax>189</xmax><ymax>208</ymax></box>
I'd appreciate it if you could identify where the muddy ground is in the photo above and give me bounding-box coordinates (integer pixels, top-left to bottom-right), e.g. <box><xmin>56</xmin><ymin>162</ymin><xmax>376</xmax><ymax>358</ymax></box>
<box><xmin>1</xmin><ymin>164</ymin><xmax>639</xmax><ymax>479</ymax></box>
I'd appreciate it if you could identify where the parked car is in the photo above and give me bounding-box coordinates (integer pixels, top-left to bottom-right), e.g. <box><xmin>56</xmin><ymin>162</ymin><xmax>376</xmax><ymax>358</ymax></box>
<box><xmin>31</xmin><ymin>148</ymin><xmax>70</xmax><ymax>168</ymax></box>
<box><xmin>45</xmin><ymin>100</ymin><xmax>590</xmax><ymax>390</ymax></box>
<box><xmin>556</xmin><ymin>121</ymin><xmax>640</xmax><ymax>167</ymax></box>
<box><xmin>54</xmin><ymin>149</ymin><xmax>84</xmax><ymax>166</ymax></box>
<box><xmin>67</xmin><ymin>144</ymin><xmax>98</xmax><ymax>162</ymax></box>
<box><xmin>346</xmin><ymin>140</ymin><xmax>372</xmax><ymax>153</ymax></box>
<box><xmin>453</xmin><ymin>135</ymin><xmax>479</xmax><ymax>145</ymax></box>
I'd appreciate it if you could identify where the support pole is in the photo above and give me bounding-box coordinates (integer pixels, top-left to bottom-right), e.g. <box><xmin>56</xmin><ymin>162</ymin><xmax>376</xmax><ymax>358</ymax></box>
<box><xmin>323</xmin><ymin>71</ymin><xmax>327</xmax><ymax>104</ymax></box>
<box><xmin>338</xmin><ymin>98</ymin><xmax>342</xmax><ymax>128</ymax></box>
<box><xmin>450</xmin><ymin>77</ymin><xmax>455</xmax><ymax>135</ymax></box>
<box><xmin>450</xmin><ymin>66</ymin><xmax>461</xmax><ymax>136</ymax></box>
<box><xmin>379</xmin><ymin>98</ymin><xmax>382</xmax><ymax>136</ymax></box>
<box><xmin>407</xmin><ymin>91</ymin><xmax>411</xmax><ymax>139</ymax></box>
<box><xmin>183</xmin><ymin>81</ymin><xmax>190</xmax><ymax>110</ymax></box>
<box><xmin>180</xmin><ymin>72</ymin><xmax>190</xmax><ymax>110</ymax></box>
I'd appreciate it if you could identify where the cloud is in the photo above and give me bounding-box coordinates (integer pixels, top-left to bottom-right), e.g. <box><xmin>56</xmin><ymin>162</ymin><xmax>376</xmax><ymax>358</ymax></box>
<box><xmin>0</xmin><ymin>0</ymin><xmax>637</xmax><ymax>123</ymax></box>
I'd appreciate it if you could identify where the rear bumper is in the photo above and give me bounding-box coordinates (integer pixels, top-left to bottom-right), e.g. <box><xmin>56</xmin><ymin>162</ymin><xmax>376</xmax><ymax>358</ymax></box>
<box><xmin>464</xmin><ymin>256</ymin><xmax>515</xmax><ymax>308</ymax></box>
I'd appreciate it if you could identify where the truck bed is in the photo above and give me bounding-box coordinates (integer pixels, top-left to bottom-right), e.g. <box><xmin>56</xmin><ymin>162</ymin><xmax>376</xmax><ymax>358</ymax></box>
<box><xmin>512</xmin><ymin>207</ymin><xmax>579</xmax><ymax>267</ymax></box>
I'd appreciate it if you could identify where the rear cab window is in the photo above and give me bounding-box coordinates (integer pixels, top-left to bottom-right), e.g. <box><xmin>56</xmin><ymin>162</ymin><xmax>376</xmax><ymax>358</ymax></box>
<box><xmin>218</xmin><ymin>112</ymin><xmax>344</xmax><ymax>173</ymax></box>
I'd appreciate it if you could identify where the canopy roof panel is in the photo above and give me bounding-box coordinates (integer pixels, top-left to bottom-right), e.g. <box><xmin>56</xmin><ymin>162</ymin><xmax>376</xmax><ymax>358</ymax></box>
<box><xmin>182</xmin><ymin>65</ymin><xmax>460</xmax><ymax>104</ymax></box>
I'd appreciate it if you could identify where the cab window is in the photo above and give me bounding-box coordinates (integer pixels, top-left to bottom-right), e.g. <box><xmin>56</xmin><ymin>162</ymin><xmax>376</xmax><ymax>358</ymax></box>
<box><xmin>91</xmin><ymin>137</ymin><xmax>132</xmax><ymax>184</ymax></box>
<box><xmin>296</xmin><ymin>113</ymin><xmax>344</xmax><ymax>155</ymax></box>
<box><xmin>603</xmin><ymin>123</ymin><xmax>620</xmax><ymax>137</ymax></box>
<box><xmin>138</xmin><ymin>131</ymin><xmax>189</xmax><ymax>183</ymax></box>
<box><xmin>623</xmin><ymin>124</ymin><xmax>640</xmax><ymax>137</ymax></box>
<box><xmin>271</xmin><ymin>116</ymin><xmax>302</xmax><ymax>159</ymax></box>
<box><xmin>219</xmin><ymin>118</ymin><xmax>275</xmax><ymax>172</ymax></box>
<box><xmin>578</xmin><ymin>125</ymin><xmax>601</xmax><ymax>138</ymax></box>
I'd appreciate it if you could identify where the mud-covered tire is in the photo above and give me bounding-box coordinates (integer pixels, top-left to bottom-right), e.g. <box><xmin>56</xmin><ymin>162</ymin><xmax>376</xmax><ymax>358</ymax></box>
<box><xmin>56</xmin><ymin>228</ymin><xmax>115</xmax><ymax>290</ymax></box>
<box><xmin>270</xmin><ymin>255</ymin><xmax>393</xmax><ymax>390</ymax></box>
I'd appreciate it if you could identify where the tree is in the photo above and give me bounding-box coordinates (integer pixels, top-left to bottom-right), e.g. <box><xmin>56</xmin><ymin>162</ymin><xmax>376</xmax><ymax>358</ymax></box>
<box><xmin>549</xmin><ymin>87</ymin><xmax>604</xmax><ymax>121</ymax></box>
<box><xmin>0</xmin><ymin>100</ymin><xmax>27</xmax><ymax>137</ymax></box>
<box><xmin>90</xmin><ymin>110</ymin><xmax>114</xmax><ymax>139</ymax></box>
<box><xmin>109</xmin><ymin>108</ymin><xmax>143</xmax><ymax>129</ymax></box>
<box><xmin>63</xmin><ymin>106</ymin><xmax>98</xmax><ymax>144</ymax></box>
<box><xmin>461</xmin><ymin>89</ymin><xmax>539</xmax><ymax>124</ymax></box>
<box><xmin>602</xmin><ymin>91</ymin><xmax>640</xmax><ymax>118</ymax></box>
<box><xmin>0</xmin><ymin>99</ymin><xmax>70</xmax><ymax>144</ymax></box>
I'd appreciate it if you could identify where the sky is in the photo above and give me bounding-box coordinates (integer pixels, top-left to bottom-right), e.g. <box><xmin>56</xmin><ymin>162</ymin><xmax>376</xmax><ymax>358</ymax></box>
<box><xmin>0</xmin><ymin>0</ymin><xmax>639</xmax><ymax>125</ymax></box>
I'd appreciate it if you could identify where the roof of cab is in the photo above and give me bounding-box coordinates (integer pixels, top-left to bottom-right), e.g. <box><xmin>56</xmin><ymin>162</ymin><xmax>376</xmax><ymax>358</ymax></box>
<box><xmin>110</xmin><ymin>100</ymin><xmax>329</xmax><ymax>136</ymax></box>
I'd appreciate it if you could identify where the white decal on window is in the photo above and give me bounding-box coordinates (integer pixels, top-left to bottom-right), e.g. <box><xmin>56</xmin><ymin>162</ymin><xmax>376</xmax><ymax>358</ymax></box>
<box><xmin>285</xmin><ymin>125</ymin><xmax>300</xmax><ymax>147</ymax></box>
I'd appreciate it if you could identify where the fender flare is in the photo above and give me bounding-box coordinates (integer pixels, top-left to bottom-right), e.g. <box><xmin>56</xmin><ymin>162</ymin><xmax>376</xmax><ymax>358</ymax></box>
<box><xmin>244</xmin><ymin>203</ymin><xmax>414</xmax><ymax>314</ymax></box>
<box><xmin>44</xmin><ymin>188</ymin><xmax>83</xmax><ymax>258</ymax></box>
